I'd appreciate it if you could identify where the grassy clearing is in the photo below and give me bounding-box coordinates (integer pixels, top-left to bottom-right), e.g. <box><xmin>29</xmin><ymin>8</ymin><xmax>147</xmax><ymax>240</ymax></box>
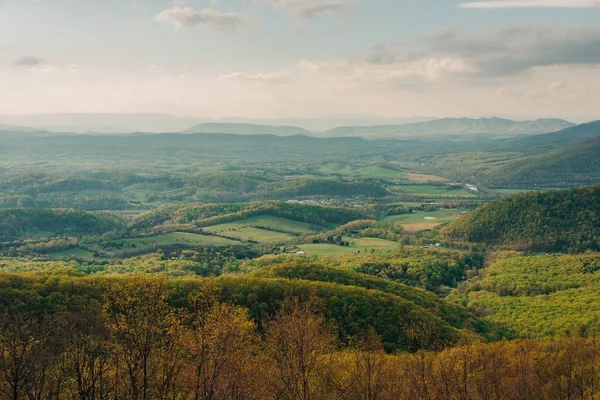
<box><xmin>318</xmin><ymin>162</ymin><xmax>407</xmax><ymax>180</ymax></box>
<box><xmin>384</xmin><ymin>209</ymin><xmax>465</xmax><ymax>231</ymax></box>
<box><xmin>299</xmin><ymin>237</ymin><xmax>398</xmax><ymax>256</ymax></box>
<box><xmin>95</xmin><ymin>232</ymin><xmax>241</xmax><ymax>255</ymax></box>
<box><xmin>207</xmin><ymin>227</ymin><xmax>294</xmax><ymax>243</ymax></box>
<box><xmin>51</xmin><ymin>248</ymin><xmax>98</xmax><ymax>259</ymax></box>
<box><xmin>203</xmin><ymin>215</ymin><xmax>319</xmax><ymax>236</ymax></box>
<box><xmin>393</xmin><ymin>185</ymin><xmax>473</xmax><ymax>196</ymax></box>
<box><xmin>407</xmin><ymin>173</ymin><xmax>449</xmax><ymax>183</ymax></box>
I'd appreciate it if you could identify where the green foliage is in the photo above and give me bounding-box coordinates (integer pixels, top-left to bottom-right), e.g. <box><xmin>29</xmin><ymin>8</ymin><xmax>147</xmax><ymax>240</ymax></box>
<box><xmin>483</xmin><ymin>136</ymin><xmax>600</xmax><ymax>188</ymax></box>
<box><xmin>250</xmin><ymin>262</ymin><xmax>497</xmax><ymax>337</ymax></box>
<box><xmin>456</xmin><ymin>253</ymin><xmax>600</xmax><ymax>338</ymax></box>
<box><xmin>131</xmin><ymin>201</ymin><xmax>367</xmax><ymax>232</ymax></box>
<box><xmin>0</xmin><ymin>271</ymin><xmax>478</xmax><ymax>352</ymax></box>
<box><xmin>0</xmin><ymin>208</ymin><xmax>124</xmax><ymax>240</ymax></box>
<box><xmin>444</xmin><ymin>186</ymin><xmax>600</xmax><ymax>253</ymax></box>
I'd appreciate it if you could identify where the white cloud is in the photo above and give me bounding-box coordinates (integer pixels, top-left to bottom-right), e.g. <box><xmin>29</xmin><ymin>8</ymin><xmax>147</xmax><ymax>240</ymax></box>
<box><xmin>460</xmin><ymin>0</ymin><xmax>600</xmax><ymax>8</ymax></box>
<box><xmin>155</xmin><ymin>7</ymin><xmax>241</xmax><ymax>30</ymax></box>
<box><xmin>218</xmin><ymin>72</ymin><xmax>294</xmax><ymax>85</ymax></box>
<box><xmin>271</xmin><ymin>0</ymin><xmax>354</xmax><ymax>18</ymax></box>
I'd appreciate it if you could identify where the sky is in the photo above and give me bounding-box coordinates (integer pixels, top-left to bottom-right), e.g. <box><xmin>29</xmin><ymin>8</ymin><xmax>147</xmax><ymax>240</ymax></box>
<box><xmin>0</xmin><ymin>0</ymin><xmax>599</xmax><ymax>120</ymax></box>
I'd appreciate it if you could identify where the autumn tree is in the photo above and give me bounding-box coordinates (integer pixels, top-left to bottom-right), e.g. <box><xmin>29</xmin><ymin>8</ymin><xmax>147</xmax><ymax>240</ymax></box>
<box><xmin>181</xmin><ymin>286</ymin><xmax>260</xmax><ymax>400</ymax></box>
<box><xmin>103</xmin><ymin>276</ymin><xmax>184</xmax><ymax>400</ymax></box>
<box><xmin>265</xmin><ymin>298</ymin><xmax>337</xmax><ymax>400</ymax></box>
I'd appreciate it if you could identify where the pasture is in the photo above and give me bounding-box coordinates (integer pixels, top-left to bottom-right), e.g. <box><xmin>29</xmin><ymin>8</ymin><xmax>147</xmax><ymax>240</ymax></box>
<box><xmin>318</xmin><ymin>162</ymin><xmax>407</xmax><ymax>180</ymax></box>
<box><xmin>203</xmin><ymin>215</ymin><xmax>320</xmax><ymax>243</ymax></box>
<box><xmin>95</xmin><ymin>232</ymin><xmax>241</xmax><ymax>255</ymax></box>
<box><xmin>384</xmin><ymin>209</ymin><xmax>464</xmax><ymax>231</ymax></box>
<box><xmin>299</xmin><ymin>237</ymin><xmax>398</xmax><ymax>256</ymax></box>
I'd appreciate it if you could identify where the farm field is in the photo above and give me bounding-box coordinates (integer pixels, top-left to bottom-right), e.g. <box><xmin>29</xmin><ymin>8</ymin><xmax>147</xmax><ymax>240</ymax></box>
<box><xmin>51</xmin><ymin>248</ymin><xmax>98</xmax><ymax>259</ymax></box>
<box><xmin>393</xmin><ymin>184</ymin><xmax>474</xmax><ymax>197</ymax></box>
<box><xmin>384</xmin><ymin>209</ymin><xmax>465</xmax><ymax>232</ymax></box>
<box><xmin>349</xmin><ymin>237</ymin><xmax>399</xmax><ymax>251</ymax></box>
<box><xmin>206</xmin><ymin>226</ymin><xmax>294</xmax><ymax>243</ymax></box>
<box><xmin>407</xmin><ymin>173</ymin><xmax>450</xmax><ymax>182</ymax></box>
<box><xmin>203</xmin><ymin>215</ymin><xmax>319</xmax><ymax>235</ymax></box>
<box><xmin>318</xmin><ymin>162</ymin><xmax>407</xmax><ymax>180</ymax></box>
<box><xmin>94</xmin><ymin>232</ymin><xmax>241</xmax><ymax>255</ymax></box>
<box><xmin>299</xmin><ymin>237</ymin><xmax>398</xmax><ymax>256</ymax></box>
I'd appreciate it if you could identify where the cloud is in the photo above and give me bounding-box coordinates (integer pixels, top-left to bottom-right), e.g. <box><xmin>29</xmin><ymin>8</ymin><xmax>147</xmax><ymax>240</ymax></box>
<box><xmin>271</xmin><ymin>0</ymin><xmax>354</xmax><ymax>18</ymax></box>
<box><xmin>12</xmin><ymin>56</ymin><xmax>47</xmax><ymax>67</ymax></box>
<box><xmin>218</xmin><ymin>72</ymin><xmax>294</xmax><ymax>85</ymax></box>
<box><xmin>425</xmin><ymin>26</ymin><xmax>600</xmax><ymax>76</ymax></box>
<box><xmin>296</xmin><ymin>56</ymin><xmax>474</xmax><ymax>92</ymax></box>
<box><xmin>155</xmin><ymin>7</ymin><xmax>241</xmax><ymax>30</ymax></box>
<box><xmin>460</xmin><ymin>0</ymin><xmax>600</xmax><ymax>8</ymax></box>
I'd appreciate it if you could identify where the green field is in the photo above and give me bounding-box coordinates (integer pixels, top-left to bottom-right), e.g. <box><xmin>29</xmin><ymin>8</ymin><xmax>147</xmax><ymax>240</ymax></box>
<box><xmin>318</xmin><ymin>162</ymin><xmax>407</xmax><ymax>180</ymax></box>
<box><xmin>351</xmin><ymin>237</ymin><xmax>399</xmax><ymax>250</ymax></box>
<box><xmin>299</xmin><ymin>237</ymin><xmax>398</xmax><ymax>256</ymax></box>
<box><xmin>384</xmin><ymin>209</ymin><xmax>464</xmax><ymax>224</ymax></box>
<box><xmin>205</xmin><ymin>226</ymin><xmax>294</xmax><ymax>243</ymax></box>
<box><xmin>95</xmin><ymin>232</ymin><xmax>241</xmax><ymax>255</ymax></box>
<box><xmin>51</xmin><ymin>248</ymin><xmax>98</xmax><ymax>259</ymax></box>
<box><xmin>393</xmin><ymin>185</ymin><xmax>474</xmax><ymax>196</ymax></box>
<box><xmin>203</xmin><ymin>215</ymin><xmax>320</xmax><ymax>243</ymax></box>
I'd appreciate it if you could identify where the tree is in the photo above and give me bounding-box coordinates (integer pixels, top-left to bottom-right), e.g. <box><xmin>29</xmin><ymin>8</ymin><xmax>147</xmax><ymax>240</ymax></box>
<box><xmin>181</xmin><ymin>287</ymin><xmax>260</xmax><ymax>400</ymax></box>
<box><xmin>265</xmin><ymin>298</ymin><xmax>337</xmax><ymax>400</ymax></box>
<box><xmin>103</xmin><ymin>276</ymin><xmax>183</xmax><ymax>400</ymax></box>
<box><xmin>0</xmin><ymin>307</ymin><xmax>59</xmax><ymax>400</ymax></box>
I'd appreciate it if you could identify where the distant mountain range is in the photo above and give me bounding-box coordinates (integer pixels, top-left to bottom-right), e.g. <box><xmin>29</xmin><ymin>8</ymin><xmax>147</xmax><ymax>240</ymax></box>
<box><xmin>184</xmin><ymin>118</ymin><xmax>575</xmax><ymax>138</ymax></box>
<box><xmin>326</xmin><ymin>118</ymin><xmax>575</xmax><ymax>138</ymax></box>
<box><xmin>0</xmin><ymin>114</ymin><xmax>585</xmax><ymax>138</ymax></box>
<box><xmin>504</xmin><ymin>120</ymin><xmax>600</xmax><ymax>154</ymax></box>
<box><xmin>184</xmin><ymin>123</ymin><xmax>311</xmax><ymax>136</ymax></box>
<box><xmin>0</xmin><ymin>113</ymin><xmax>434</xmax><ymax>134</ymax></box>
<box><xmin>0</xmin><ymin>123</ymin><xmax>35</xmax><ymax>132</ymax></box>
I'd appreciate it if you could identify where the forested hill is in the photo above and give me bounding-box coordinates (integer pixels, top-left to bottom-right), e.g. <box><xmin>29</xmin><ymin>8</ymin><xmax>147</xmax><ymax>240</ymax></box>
<box><xmin>130</xmin><ymin>201</ymin><xmax>367</xmax><ymax>231</ymax></box>
<box><xmin>184</xmin><ymin>123</ymin><xmax>310</xmax><ymax>136</ymax></box>
<box><xmin>483</xmin><ymin>135</ymin><xmax>600</xmax><ymax>188</ymax></box>
<box><xmin>327</xmin><ymin>118</ymin><xmax>574</xmax><ymax>138</ymax></box>
<box><xmin>505</xmin><ymin>120</ymin><xmax>600</xmax><ymax>154</ymax></box>
<box><xmin>443</xmin><ymin>186</ymin><xmax>600</xmax><ymax>253</ymax></box>
<box><xmin>0</xmin><ymin>209</ymin><xmax>124</xmax><ymax>240</ymax></box>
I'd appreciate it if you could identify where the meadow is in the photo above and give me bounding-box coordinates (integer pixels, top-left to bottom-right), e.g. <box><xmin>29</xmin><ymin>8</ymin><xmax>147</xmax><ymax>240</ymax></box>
<box><xmin>299</xmin><ymin>237</ymin><xmax>399</xmax><ymax>255</ymax></box>
<box><xmin>384</xmin><ymin>208</ymin><xmax>464</xmax><ymax>231</ymax></box>
<box><xmin>92</xmin><ymin>232</ymin><xmax>241</xmax><ymax>256</ymax></box>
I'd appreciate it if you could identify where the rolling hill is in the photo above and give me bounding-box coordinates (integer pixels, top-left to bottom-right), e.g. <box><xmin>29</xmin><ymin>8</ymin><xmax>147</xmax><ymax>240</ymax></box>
<box><xmin>501</xmin><ymin>120</ymin><xmax>600</xmax><ymax>154</ymax></box>
<box><xmin>0</xmin><ymin>209</ymin><xmax>124</xmax><ymax>240</ymax></box>
<box><xmin>443</xmin><ymin>186</ymin><xmax>600</xmax><ymax>253</ymax></box>
<box><xmin>326</xmin><ymin>118</ymin><xmax>574</xmax><ymax>138</ymax></box>
<box><xmin>184</xmin><ymin>122</ymin><xmax>310</xmax><ymax>136</ymax></box>
<box><xmin>483</xmin><ymin>135</ymin><xmax>600</xmax><ymax>187</ymax></box>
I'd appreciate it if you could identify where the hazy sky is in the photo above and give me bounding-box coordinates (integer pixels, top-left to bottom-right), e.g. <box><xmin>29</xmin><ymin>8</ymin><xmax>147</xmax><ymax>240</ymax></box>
<box><xmin>0</xmin><ymin>0</ymin><xmax>599</xmax><ymax>119</ymax></box>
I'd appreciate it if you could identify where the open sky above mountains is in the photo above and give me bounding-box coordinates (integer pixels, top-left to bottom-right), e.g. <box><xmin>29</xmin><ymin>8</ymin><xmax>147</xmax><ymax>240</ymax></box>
<box><xmin>0</xmin><ymin>0</ymin><xmax>599</xmax><ymax>119</ymax></box>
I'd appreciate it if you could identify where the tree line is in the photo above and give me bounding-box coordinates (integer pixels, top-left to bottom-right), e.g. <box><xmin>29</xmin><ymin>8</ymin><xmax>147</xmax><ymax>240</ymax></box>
<box><xmin>2</xmin><ymin>276</ymin><xmax>600</xmax><ymax>400</ymax></box>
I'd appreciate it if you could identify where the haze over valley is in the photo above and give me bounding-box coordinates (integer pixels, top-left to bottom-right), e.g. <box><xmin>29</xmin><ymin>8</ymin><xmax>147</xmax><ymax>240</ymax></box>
<box><xmin>0</xmin><ymin>0</ymin><xmax>600</xmax><ymax>398</ymax></box>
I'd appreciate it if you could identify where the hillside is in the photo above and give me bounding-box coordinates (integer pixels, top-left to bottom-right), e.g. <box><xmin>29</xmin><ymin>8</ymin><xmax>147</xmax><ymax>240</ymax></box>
<box><xmin>327</xmin><ymin>118</ymin><xmax>574</xmax><ymax>138</ymax></box>
<box><xmin>0</xmin><ymin>123</ymin><xmax>35</xmax><ymax>132</ymax></box>
<box><xmin>457</xmin><ymin>253</ymin><xmax>600</xmax><ymax>338</ymax></box>
<box><xmin>130</xmin><ymin>201</ymin><xmax>367</xmax><ymax>232</ymax></box>
<box><xmin>483</xmin><ymin>135</ymin><xmax>600</xmax><ymax>187</ymax></box>
<box><xmin>184</xmin><ymin>122</ymin><xmax>310</xmax><ymax>136</ymax></box>
<box><xmin>249</xmin><ymin>263</ymin><xmax>494</xmax><ymax>334</ymax></box>
<box><xmin>443</xmin><ymin>186</ymin><xmax>600</xmax><ymax>253</ymax></box>
<box><xmin>505</xmin><ymin>120</ymin><xmax>600</xmax><ymax>154</ymax></box>
<box><xmin>0</xmin><ymin>209</ymin><xmax>124</xmax><ymax>239</ymax></box>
